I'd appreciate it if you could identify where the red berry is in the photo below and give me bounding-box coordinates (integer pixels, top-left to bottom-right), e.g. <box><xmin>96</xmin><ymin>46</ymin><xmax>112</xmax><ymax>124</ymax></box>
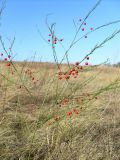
<box><xmin>73</xmin><ymin>108</ymin><xmax>77</xmax><ymax>112</ymax></box>
<box><xmin>54</xmin><ymin>39</ymin><xmax>57</xmax><ymax>44</ymax></box>
<box><xmin>72</xmin><ymin>68</ymin><xmax>75</xmax><ymax>72</ymax></box>
<box><xmin>65</xmin><ymin>75</ymin><xmax>70</xmax><ymax>80</ymax></box>
<box><xmin>6</xmin><ymin>63</ymin><xmax>11</xmax><ymax>67</ymax></box>
<box><xmin>75</xmin><ymin>70</ymin><xmax>78</xmax><ymax>74</ymax></box>
<box><xmin>90</xmin><ymin>28</ymin><xmax>93</xmax><ymax>31</ymax></box>
<box><xmin>75</xmin><ymin>62</ymin><xmax>80</xmax><ymax>66</ymax></box>
<box><xmin>82</xmin><ymin>28</ymin><xmax>84</xmax><ymax>31</ymax></box>
<box><xmin>75</xmin><ymin>111</ymin><xmax>79</xmax><ymax>115</ymax></box>
<box><xmin>67</xmin><ymin>111</ymin><xmax>72</xmax><ymax>117</ymax></box>
<box><xmin>32</xmin><ymin>77</ymin><xmax>35</xmax><ymax>81</ymax></box>
<box><xmin>60</xmin><ymin>39</ymin><xmax>63</xmax><ymax>42</ymax></box>
<box><xmin>48</xmin><ymin>39</ymin><xmax>50</xmax><ymax>42</ymax></box>
<box><xmin>58</xmin><ymin>76</ymin><xmax>62</xmax><ymax>80</ymax></box>
<box><xmin>8</xmin><ymin>55</ymin><xmax>11</xmax><ymax>58</ymax></box>
<box><xmin>86</xmin><ymin>56</ymin><xmax>89</xmax><ymax>60</ymax></box>
<box><xmin>4</xmin><ymin>58</ymin><xmax>7</xmax><ymax>61</ymax></box>
<box><xmin>72</xmin><ymin>72</ymin><xmax>75</xmax><ymax>76</ymax></box>
<box><xmin>85</xmin><ymin>62</ymin><xmax>88</xmax><ymax>65</ymax></box>
<box><xmin>84</xmin><ymin>22</ymin><xmax>86</xmax><ymax>25</ymax></box>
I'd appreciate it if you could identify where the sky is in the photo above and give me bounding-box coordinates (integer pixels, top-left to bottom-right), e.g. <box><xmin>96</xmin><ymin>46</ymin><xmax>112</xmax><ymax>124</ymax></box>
<box><xmin>0</xmin><ymin>0</ymin><xmax>120</xmax><ymax>65</ymax></box>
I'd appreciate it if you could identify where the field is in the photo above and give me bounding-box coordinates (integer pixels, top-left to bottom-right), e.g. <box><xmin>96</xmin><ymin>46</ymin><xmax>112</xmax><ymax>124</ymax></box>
<box><xmin>0</xmin><ymin>61</ymin><xmax>120</xmax><ymax>160</ymax></box>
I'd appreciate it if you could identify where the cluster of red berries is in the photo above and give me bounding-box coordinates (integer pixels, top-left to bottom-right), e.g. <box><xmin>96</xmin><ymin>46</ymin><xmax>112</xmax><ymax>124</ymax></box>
<box><xmin>84</xmin><ymin>56</ymin><xmax>89</xmax><ymax>66</ymax></box>
<box><xmin>59</xmin><ymin>98</ymin><xmax>69</xmax><ymax>107</ymax></box>
<box><xmin>0</xmin><ymin>53</ymin><xmax>11</xmax><ymax>60</ymax></box>
<box><xmin>48</xmin><ymin>34</ymin><xmax>63</xmax><ymax>44</ymax></box>
<box><xmin>0</xmin><ymin>53</ymin><xmax>16</xmax><ymax>76</ymax></box>
<box><xmin>6</xmin><ymin>62</ymin><xmax>11</xmax><ymax>67</ymax></box>
<box><xmin>57</xmin><ymin>68</ymin><xmax>78</xmax><ymax>80</ymax></box>
<box><xmin>48</xmin><ymin>107</ymin><xmax>79</xmax><ymax>125</ymax></box>
<box><xmin>67</xmin><ymin>108</ymin><xmax>79</xmax><ymax>117</ymax></box>
<box><xmin>48</xmin><ymin>94</ymin><xmax>98</xmax><ymax>125</ymax></box>
<box><xmin>25</xmin><ymin>69</ymin><xmax>38</xmax><ymax>84</ymax></box>
<box><xmin>25</xmin><ymin>68</ymin><xmax>32</xmax><ymax>76</ymax></box>
<box><xmin>48</xmin><ymin>115</ymin><xmax>61</xmax><ymax>125</ymax></box>
<box><xmin>57</xmin><ymin>56</ymin><xmax>90</xmax><ymax>80</ymax></box>
<box><xmin>79</xmin><ymin>19</ymin><xmax>94</xmax><ymax>38</ymax></box>
<box><xmin>58</xmin><ymin>96</ymin><xmax>82</xmax><ymax>108</ymax></box>
<box><xmin>5</xmin><ymin>63</ymin><xmax>15</xmax><ymax>76</ymax></box>
<box><xmin>57</xmin><ymin>64</ymin><xmax>83</xmax><ymax>80</ymax></box>
<box><xmin>49</xmin><ymin>95</ymin><xmax>99</xmax><ymax>125</ymax></box>
<box><xmin>0</xmin><ymin>53</ymin><xmax>12</xmax><ymax>67</ymax></box>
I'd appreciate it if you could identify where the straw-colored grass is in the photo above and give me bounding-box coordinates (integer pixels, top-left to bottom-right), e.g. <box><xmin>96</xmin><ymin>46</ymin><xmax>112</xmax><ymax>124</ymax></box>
<box><xmin>0</xmin><ymin>62</ymin><xmax>120</xmax><ymax>160</ymax></box>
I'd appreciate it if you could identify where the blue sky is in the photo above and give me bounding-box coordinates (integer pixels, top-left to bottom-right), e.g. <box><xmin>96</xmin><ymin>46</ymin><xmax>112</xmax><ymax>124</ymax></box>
<box><xmin>0</xmin><ymin>0</ymin><xmax>120</xmax><ymax>64</ymax></box>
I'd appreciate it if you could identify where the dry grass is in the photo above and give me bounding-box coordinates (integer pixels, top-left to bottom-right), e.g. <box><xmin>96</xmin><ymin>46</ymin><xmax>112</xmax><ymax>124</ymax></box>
<box><xmin>0</xmin><ymin>62</ymin><xmax>120</xmax><ymax>160</ymax></box>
